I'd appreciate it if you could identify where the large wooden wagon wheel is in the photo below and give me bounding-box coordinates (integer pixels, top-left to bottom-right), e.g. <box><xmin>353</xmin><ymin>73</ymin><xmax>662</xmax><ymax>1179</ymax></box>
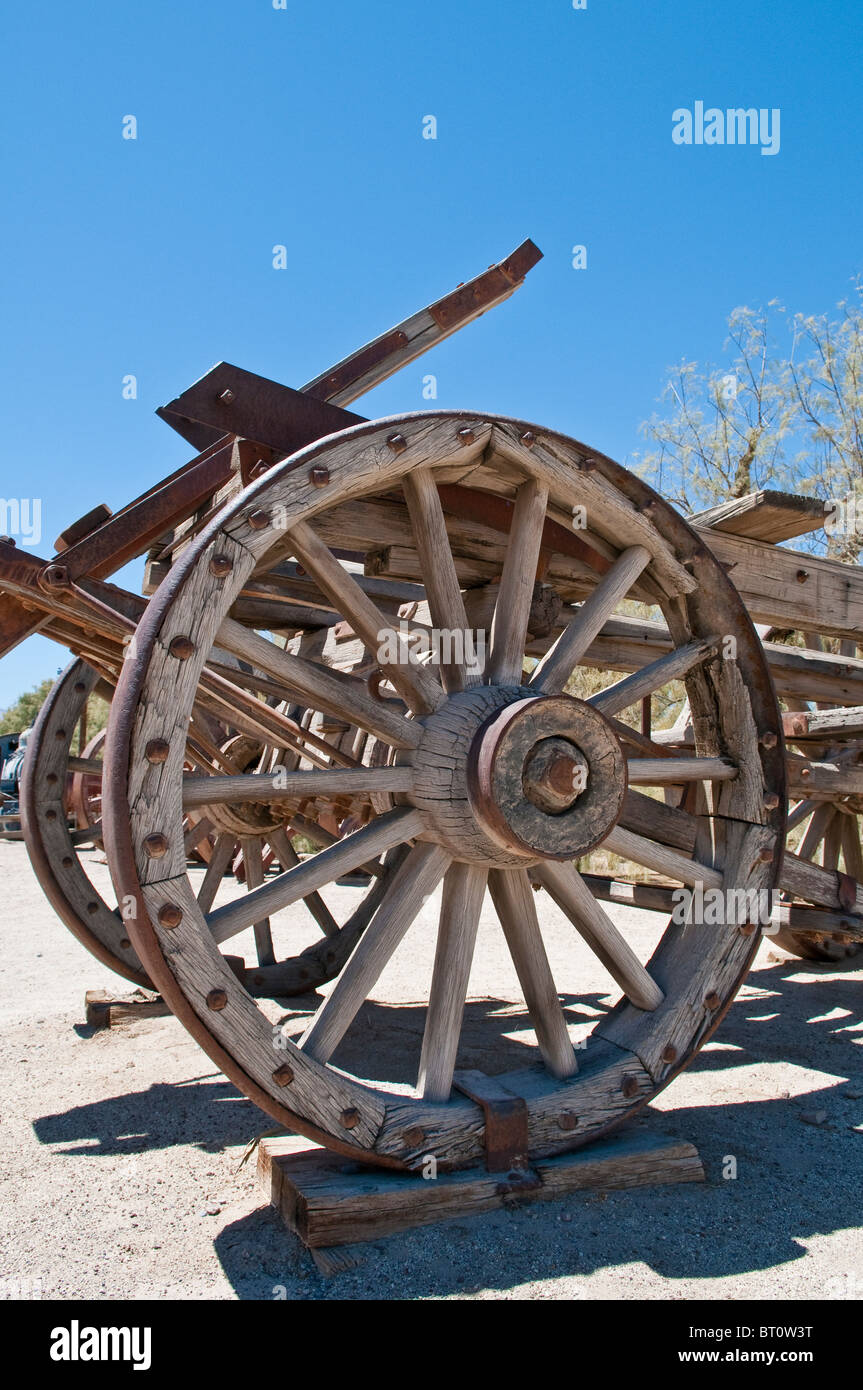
<box><xmin>104</xmin><ymin>410</ymin><xmax>785</xmax><ymax>1172</ymax></box>
<box><xmin>22</xmin><ymin>658</ymin><xmax>391</xmax><ymax>993</ymax></box>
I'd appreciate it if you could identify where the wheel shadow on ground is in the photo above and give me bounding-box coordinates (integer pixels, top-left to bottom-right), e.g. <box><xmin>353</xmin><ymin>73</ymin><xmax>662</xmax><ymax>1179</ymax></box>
<box><xmin>211</xmin><ymin>957</ymin><xmax>862</xmax><ymax>1299</ymax></box>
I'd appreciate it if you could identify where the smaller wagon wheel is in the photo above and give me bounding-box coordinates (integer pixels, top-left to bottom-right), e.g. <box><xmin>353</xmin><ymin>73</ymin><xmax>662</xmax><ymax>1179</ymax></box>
<box><xmin>105</xmin><ymin>410</ymin><xmax>785</xmax><ymax>1172</ymax></box>
<box><xmin>22</xmin><ymin>658</ymin><xmax>388</xmax><ymax>992</ymax></box>
<box><xmin>67</xmin><ymin>727</ymin><xmax>106</xmax><ymax>844</ymax></box>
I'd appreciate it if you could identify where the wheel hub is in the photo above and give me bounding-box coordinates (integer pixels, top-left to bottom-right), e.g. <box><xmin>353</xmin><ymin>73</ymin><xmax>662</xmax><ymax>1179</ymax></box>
<box><xmin>411</xmin><ymin>688</ymin><xmax>627</xmax><ymax>865</ymax></box>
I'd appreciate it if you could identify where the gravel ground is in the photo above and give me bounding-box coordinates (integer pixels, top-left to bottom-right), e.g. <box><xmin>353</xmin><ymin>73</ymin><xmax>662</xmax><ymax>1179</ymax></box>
<box><xmin>0</xmin><ymin>838</ymin><xmax>861</xmax><ymax>1302</ymax></box>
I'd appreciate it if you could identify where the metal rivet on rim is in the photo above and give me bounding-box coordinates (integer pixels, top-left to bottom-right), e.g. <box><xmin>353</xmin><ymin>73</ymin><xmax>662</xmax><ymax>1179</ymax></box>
<box><xmin>145</xmin><ymin>739</ymin><xmax>170</xmax><ymax>765</ymax></box>
<box><xmin>62</xmin><ymin>856</ymin><xmax>73</xmax><ymax>868</ymax></box>
<box><xmin>402</xmin><ymin>1126</ymin><xmax>426</xmax><ymax>1148</ymax></box>
<box><xmin>796</xmin><ymin>569</ymin><xmax>809</xmax><ymax>583</ymax></box>
<box><xmin>248</xmin><ymin>509</ymin><xmax>271</xmax><ymax>531</ymax></box>
<box><xmin>582</xmin><ymin>456</ymin><xmax>599</xmax><ymax>471</ymax></box>
<box><xmin>45</xmin><ymin>809</ymin><xmax>57</xmax><ymax>821</ymax></box>
<box><xmin>520</xmin><ymin>430</ymin><xmax>536</xmax><ymax>447</ymax></box>
<box><xmin>120</xmin><ymin>938</ymin><xmax>131</xmax><ymax>950</ymax></box>
<box><xmin>157</xmin><ymin>903</ymin><xmax>183</xmax><ymax>929</ymax></box>
<box><xmin>74</xmin><ymin>681</ymin><xmax>87</xmax><ymax>692</ymax></box>
<box><xmin>209</xmin><ymin>554</ymin><xmax>233</xmax><ymax>578</ymax></box>
<box><xmin>144</xmin><ymin>833</ymin><xmax>169</xmax><ymax>859</ymax></box>
<box><xmin>340</xmin><ymin>1108</ymin><xmax>361</xmax><ymax>1130</ymax></box>
<box><xmin>386</xmin><ymin>432</ymin><xmax>407</xmax><ymax>455</ymax></box>
<box><xmin>309</xmin><ymin>465</ymin><xmax>330</xmax><ymax>487</ymax></box>
<box><xmin>219</xmin><ymin>388</ymin><xmax>235</xmax><ymax>403</ymax></box>
<box><xmin>704</xmin><ymin>991</ymin><xmax>720</xmax><ymax>1010</ymax></box>
<box><xmin>661</xmin><ymin>1045</ymin><xmax>678</xmax><ymax>1065</ymax></box>
<box><xmin>557</xmin><ymin>1113</ymin><xmax>579</xmax><ymax>1131</ymax></box>
<box><xmin>206</xmin><ymin>989</ymin><xmax>228</xmax><ymax>1011</ymax></box>
<box><xmin>55</xmin><ymin>729</ymin><xmax>66</xmax><ymax>740</ymax></box>
<box><xmin>621</xmin><ymin>1075</ymin><xmax>640</xmax><ymax>1098</ymax></box>
<box><xmin>168</xmin><ymin>635</ymin><xmax>195</xmax><ymax>661</ymax></box>
<box><xmin>87</xmin><ymin>902</ymin><xmax>98</xmax><ymax>915</ymax></box>
<box><xmin>46</xmin><ymin>773</ymin><xmax>58</xmax><ymax>784</ymax></box>
<box><xmin>760</xmin><ymin>731</ymin><xmax>778</xmax><ymax>749</ymax></box>
<box><xmin>456</xmin><ymin>427</ymin><xmax>475</xmax><ymax>446</ymax></box>
<box><xmin>272</xmin><ymin>1064</ymin><xmax>294</xmax><ymax>1087</ymax></box>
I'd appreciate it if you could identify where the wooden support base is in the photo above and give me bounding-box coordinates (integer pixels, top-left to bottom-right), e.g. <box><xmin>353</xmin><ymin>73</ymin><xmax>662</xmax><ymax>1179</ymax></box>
<box><xmin>84</xmin><ymin>988</ymin><xmax>171</xmax><ymax>1029</ymax></box>
<box><xmin>258</xmin><ymin>1127</ymin><xmax>704</xmax><ymax>1271</ymax></box>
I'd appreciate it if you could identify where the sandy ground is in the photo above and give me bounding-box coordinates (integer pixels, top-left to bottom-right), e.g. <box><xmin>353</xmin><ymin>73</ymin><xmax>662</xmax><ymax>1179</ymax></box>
<box><xmin>0</xmin><ymin>837</ymin><xmax>861</xmax><ymax>1302</ymax></box>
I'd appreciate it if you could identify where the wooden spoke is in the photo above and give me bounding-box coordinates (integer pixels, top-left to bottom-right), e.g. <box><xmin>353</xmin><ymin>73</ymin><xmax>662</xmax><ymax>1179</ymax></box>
<box><xmin>217</xmin><ymin>618</ymin><xmax>421</xmax><ymax>749</ymax></box>
<box><xmin>798</xmin><ymin>802</ymin><xmax>835</xmax><ymax>862</ymax></box>
<box><xmin>417</xmin><ymin>863</ymin><xmax>488</xmax><ymax>1101</ymax></box>
<box><xmin>487</xmin><ymin>868</ymin><xmax>578</xmax><ymax>1079</ymax></box>
<box><xmin>591</xmin><ymin>639</ymin><xmax>717</xmax><ymax>719</ymax></box>
<box><xmin>240</xmin><ymin>836</ymin><xmax>275</xmax><ymax>967</ymax></box>
<box><xmin>69</xmin><ymin>821</ymin><xmax>102</xmax><ymax>847</ymax></box>
<box><xmin>182</xmin><ymin>765</ymin><xmax>413</xmax><ymax>811</ymax></box>
<box><xmin>533</xmin><ymin>861</ymin><xmax>663</xmax><ymax>1011</ymax></box>
<box><xmin>822</xmin><ymin>811</ymin><xmax>842</xmax><ymax>871</ymax></box>
<box><xmin>300</xmin><ymin>843</ymin><xmax>451</xmax><ymax>1064</ymax></box>
<box><xmin>267</xmin><ymin>825</ymin><xmax>339</xmax><ymax>939</ymax></box>
<box><xmin>206</xmin><ymin>807</ymin><xmax>425</xmax><ymax>945</ymax></box>
<box><xmin>529</xmin><ymin>546</ymin><xmax>652</xmax><ymax>694</ymax></box>
<box><xmin>786</xmin><ymin>798</ymin><xmax>818</xmax><ymax>833</ymax></box>
<box><xmin>402</xmin><ymin>467</ymin><xmax>481</xmax><ymax>693</ymax></box>
<box><xmin>183</xmin><ymin>816</ymin><xmax>214</xmax><ymax>854</ymax></box>
<box><xmin>840</xmin><ymin>813</ymin><xmax>863</xmax><ymax>882</ymax></box>
<box><xmin>603</xmin><ymin>826</ymin><xmax>723</xmax><ymax>890</ymax></box>
<box><xmin>286</xmin><ymin>518</ymin><xmax>444</xmax><ymax>716</ymax></box>
<box><xmin>626</xmin><ymin>757</ymin><xmax>738</xmax><ymax>784</ymax></box>
<box><xmin>196</xmin><ymin>833</ymin><xmax>237</xmax><ymax>915</ymax></box>
<box><xmin>486</xmin><ymin>479</ymin><xmax>549</xmax><ymax>685</ymax></box>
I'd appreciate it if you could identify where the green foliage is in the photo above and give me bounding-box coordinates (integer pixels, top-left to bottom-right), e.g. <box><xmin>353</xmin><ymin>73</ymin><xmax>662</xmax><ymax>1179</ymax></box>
<box><xmin>636</xmin><ymin>280</ymin><xmax>863</xmax><ymax>561</ymax></box>
<box><xmin>0</xmin><ymin>678</ymin><xmax>55</xmax><ymax>735</ymax></box>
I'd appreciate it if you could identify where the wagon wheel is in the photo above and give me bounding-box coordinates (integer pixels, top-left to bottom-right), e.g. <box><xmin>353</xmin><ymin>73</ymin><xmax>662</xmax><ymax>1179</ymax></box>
<box><xmin>105</xmin><ymin>410</ymin><xmax>784</xmax><ymax>1171</ymax></box>
<box><xmin>67</xmin><ymin>727</ymin><xmax>106</xmax><ymax>844</ymax></box>
<box><xmin>22</xmin><ymin>658</ymin><xmax>388</xmax><ymax>992</ymax></box>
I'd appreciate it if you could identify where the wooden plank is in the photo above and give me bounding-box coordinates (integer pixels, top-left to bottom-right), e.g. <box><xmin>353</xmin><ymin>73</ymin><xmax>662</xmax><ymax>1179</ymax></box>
<box><xmin>258</xmin><ymin>1128</ymin><xmax>704</xmax><ymax>1250</ymax></box>
<box><xmin>84</xmin><ymin>989</ymin><xmax>170</xmax><ymax>1029</ymax></box>
<box><xmin>694</xmin><ymin>527</ymin><xmax>863</xmax><ymax>640</ymax></box>
<box><xmin>487</xmin><ymin>479</ymin><xmax>549</xmax><ymax>684</ymax></box>
<box><xmin>692</xmin><ymin>489</ymin><xmax>829</xmax><ymax>542</ymax></box>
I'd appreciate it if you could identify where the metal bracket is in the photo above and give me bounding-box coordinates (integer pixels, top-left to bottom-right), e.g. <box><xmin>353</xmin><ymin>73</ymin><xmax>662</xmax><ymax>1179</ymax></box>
<box><xmin>452</xmin><ymin>1068</ymin><xmax>533</xmax><ymax>1173</ymax></box>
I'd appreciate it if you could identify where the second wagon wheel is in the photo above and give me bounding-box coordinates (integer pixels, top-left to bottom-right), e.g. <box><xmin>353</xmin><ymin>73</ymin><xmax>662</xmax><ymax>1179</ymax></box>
<box><xmin>104</xmin><ymin>411</ymin><xmax>785</xmax><ymax>1171</ymax></box>
<box><xmin>22</xmin><ymin>658</ymin><xmax>391</xmax><ymax>993</ymax></box>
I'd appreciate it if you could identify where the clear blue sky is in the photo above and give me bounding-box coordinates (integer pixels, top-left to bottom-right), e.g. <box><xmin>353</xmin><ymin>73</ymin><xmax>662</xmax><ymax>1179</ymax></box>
<box><xmin>1</xmin><ymin>0</ymin><xmax>860</xmax><ymax>706</ymax></box>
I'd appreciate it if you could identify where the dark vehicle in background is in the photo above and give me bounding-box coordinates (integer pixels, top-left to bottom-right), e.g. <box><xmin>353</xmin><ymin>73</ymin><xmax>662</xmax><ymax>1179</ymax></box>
<box><xmin>0</xmin><ymin>730</ymin><xmax>25</xmax><ymax>838</ymax></box>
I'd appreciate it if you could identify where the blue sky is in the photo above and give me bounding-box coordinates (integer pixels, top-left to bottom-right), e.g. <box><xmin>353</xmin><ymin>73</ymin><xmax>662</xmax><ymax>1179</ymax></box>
<box><xmin>1</xmin><ymin>0</ymin><xmax>860</xmax><ymax>706</ymax></box>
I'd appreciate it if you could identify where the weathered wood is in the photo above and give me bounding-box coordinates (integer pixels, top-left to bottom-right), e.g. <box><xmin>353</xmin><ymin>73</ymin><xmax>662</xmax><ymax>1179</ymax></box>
<box><xmin>529</xmin><ymin>547</ymin><xmax>652</xmax><ymax>694</ymax></box>
<box><xmin>402</xmin><ymin>467</ymin><xmax>480</xmax><ymax>693</ymax></box>
<box><xmin>533</xmin><ymin>861</ymin><xmax>664</xmax><ymax>1010</ymax></box>
<box><xmin>84</xmin><ymin>988</ymin><xmax>170</xmax><ymax>1029</ymax></box>
<box><xmin>591</xmin><ymin>639</ymin><xmax>716</xmax><ymax>718</ymax></box>
<box><xmin>182</xmin><ymin>766</ymin><xmax>413</xmax><ymax>811</ymax></box>
<box><xmin>300</xmin><ymin>842</ymin><xmax>451</xmax><ymax>1064</ymax></box>
<box><xmin>487</xmin><ymin>479</ymin><xmax>550</xmax><ymax>685</ymax></box>
<box><xmin>258</xmin><ymin>1128</ymin><xmax>704</xmax><ymax>1250</ymax></box>
<box><xmin>692</xmin><ymin>489</ymin><xmax>829</xmax><ymax>543</ymax></box>
<box><xmin>487</xmin><ymin>869</ymin><xmax>578</xmax><ymax>1080</ymax></box>
<box><xmin>626</xmin><ymin>757</ymin><xmax>738</xmax><ymax>784</ymax></box>
<box><xmin>418</xmin><ymin>863</ymin><xmax>488</xmax><ymax>1101</ymax></box>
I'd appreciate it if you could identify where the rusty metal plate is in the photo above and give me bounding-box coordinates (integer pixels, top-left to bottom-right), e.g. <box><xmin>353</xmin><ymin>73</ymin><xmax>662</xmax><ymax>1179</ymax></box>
<box><xmin>303</xmin><ymin>330</ymin><xmax>409</xmax><ymax>403</ymax></box>
<box><xmin>157</xmin><ymin>363</ymin><xmax>366</xmax><ymax>457</ymax></box>
<box><xmin>452</xmin><ymin>1068</ymin><xmax>531</xmax><ymax>1172</ymax></box>
<box><xmin>429</xmin><ymin>239</ymin><xmax>543</xmax><ymax>331</ymax></box>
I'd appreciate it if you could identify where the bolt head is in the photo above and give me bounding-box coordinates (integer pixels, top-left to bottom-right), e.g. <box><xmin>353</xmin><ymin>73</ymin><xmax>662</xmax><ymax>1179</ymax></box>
<box><xmin>145</xmin><ymin>739</ymin><xmax>170</xmax><ymax>765</ymax></box>
<box><xmin>340</xmin><ymin>1108</ymin><xmax>361</xmax><ymax>1130</ymax></box>
<box><xmin>621</xmin><ymin>1075</ymin><xmax>640</xmax><ymax>1099</ymax></box>
<box><xmin>309</xmin><ymin>465</ymin><xmax>330</xmax><ymax>488</ymax></box>
<box><xmin>760</xmin><ymin>731</ymin><xmax>778</xmax><ymax>749</ymax></box>
<box><xmin>206</xmin><ymin>988</ymin><xmax>228</xmax><ymax>1011</ymax></box>
<box><xmin>402</xmin><ymin>1126</ymin><xmax>426</xmax><ymax>1148</ymax></box>
<box><xmin>209</xmin><ymin>554</ymin><xmax>233</xmax><ymax>578</ymax></box>
<box><xmin>763</xmin><ymin>793</ymin><xmax>780</xmax><ymax>810</ymax></box>
<box><xmin>219</xmin><ymin>388</ymin><xmax>235</xmax><ymax>403</ymax></box>
<box><xmin>520</xmin><ymin>430</ymin><xmax>536</xmax><ymax>447</ymax></box>
<box><xmin>248</xmin><ymin>510</ymin><xmax>271</xmax><ymax>531</ymax></box>
<box><xmin>557</xmin><ymin>1112</ymin><xmax>579</xmax><ymax>1131</ymax></box>
<box><xmin>168</xmin><ymin>635</ymin><xmax>195</xmax><ymax>661</ymax></box>
<box><xmin>704</xmin><ymin>991</ymin><xmax>720</xmax><ymax>1010</ymax></box>
<box><xmin>157</xmin><ymin>903</ymin><xmax>183</xmax><ymax>929</ymax></box>
<box><xmin>456</xmin><ymin>427</ymin><xmax>475</xmax><ymax>446</ymax></box>
<box><xmin>386</xmin><ymin>432</ymin><xmax>407</xmax><ymax>455</ymax></box>
<box><xmin>144</xmin><ymin>833</ymin><xmax>169</xmax><ymax>859</ymax></box>
<box><xmin>661</xmin><ymin>1045</ymin><xmax>678</xmax><ymax>1065</ymax></box>
<box><xmin>272</xmin><ymin>1064</ymin><xmax>294</xmax><ymax>1087</ymax></box>
<box><xmin>796</xmin><ymin>569</ymin><xmax>809</xmax><ymax>583</ymax></box>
